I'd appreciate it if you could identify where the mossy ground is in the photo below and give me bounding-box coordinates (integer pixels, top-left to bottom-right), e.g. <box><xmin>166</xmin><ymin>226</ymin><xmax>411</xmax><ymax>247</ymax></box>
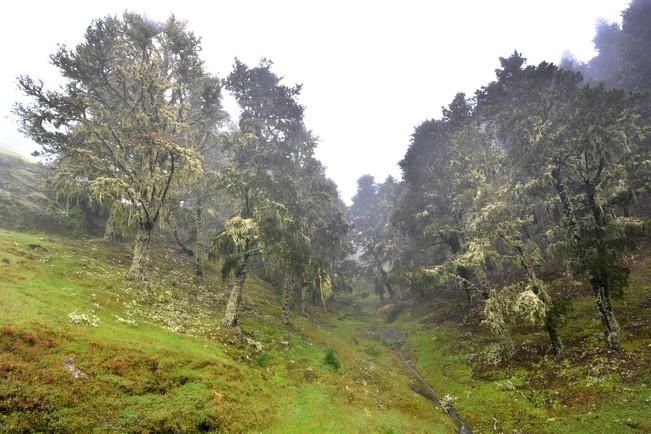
<box><xmin>1</xmin><ymin>227</ymin><xmax>650</xmax><ymax>433</ymax></box>
<box><xmin>386</xmin><ymin>247</ymin><xmax>651</xmax><ymax>434</ymax></box>
<box><xmin>0</xmin><ymin>228</ymin><xmax>454</xmax><ymax>433</ymax></box>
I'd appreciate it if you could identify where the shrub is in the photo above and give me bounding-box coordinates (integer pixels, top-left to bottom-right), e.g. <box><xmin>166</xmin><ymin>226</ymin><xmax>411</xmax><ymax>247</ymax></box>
<box><xmin>323</xmin><ymin>348</ymin><xmax>341</xmax><ymax>370</ymax></box>
<box><xmin>254</xmin><ymin>353</ymin><xmax>271</xmax><ymax>367</ymax></box>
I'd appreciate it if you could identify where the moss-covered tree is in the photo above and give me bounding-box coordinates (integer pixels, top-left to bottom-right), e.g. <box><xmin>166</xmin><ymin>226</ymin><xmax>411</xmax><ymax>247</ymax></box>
<box><xmin>15</xmin><ymin>14</ymin><xmax>224</xmax><ymax>282</ymax></box>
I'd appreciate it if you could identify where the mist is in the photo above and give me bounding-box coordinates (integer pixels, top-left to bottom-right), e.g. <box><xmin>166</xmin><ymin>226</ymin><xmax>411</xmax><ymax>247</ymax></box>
<box><xmin>1</xmin><ymin>1</ymin><xmax>651</xmax><ymax>433</ymax></box>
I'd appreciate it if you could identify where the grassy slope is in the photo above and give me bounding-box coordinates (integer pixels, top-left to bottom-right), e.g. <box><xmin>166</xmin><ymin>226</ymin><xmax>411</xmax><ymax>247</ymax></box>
<box><xmin>387</xmin><ymin>251</ymin><xmax>651</xmax><ymax>434</ymax></box>
<box><xmin>1</xmin><ymin>153</ymin><xmax>649</xmax><ymax>433</ymax></box>
<box><xmin>0</xmin><ymin>228</ymin><xmax>454</xmax><ymax>433</ymax></box>
<box><xmin>0</xmin><ymin>151</ymin><xmax>91</xmax><ymax>235</ymax></box>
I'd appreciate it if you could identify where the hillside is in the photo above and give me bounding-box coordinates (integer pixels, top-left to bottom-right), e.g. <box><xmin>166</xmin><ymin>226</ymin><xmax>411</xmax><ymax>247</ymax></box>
<box><xmin>3</xmin><ymin>3</ymin><xmax>651</xmax><ymax>432</ymax></box>
<box><xmin>0</xmin><ymin>150</ymin><xmax>94</xmax><ymax>235</ymax></box>
<box><xmin>0</xmin><ymin>147</ymin><xmax>650</xmax><ymax>433</ymax></box>
<box><xmin>1</xmin><ymin>227</ymin><xmax>650</xmax><ymax>433</ymax></box>
<box><xmin>0</xmin><ymin>228</ymin><xmax>456</xmax><ymax>433</ymax></box>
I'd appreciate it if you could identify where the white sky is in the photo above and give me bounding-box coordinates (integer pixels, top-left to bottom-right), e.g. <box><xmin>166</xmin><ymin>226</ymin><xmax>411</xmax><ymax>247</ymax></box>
<box><xmin>0</xmin><ymin>0</ymin><xmax>630</xmax><ymax>203</ymax></box>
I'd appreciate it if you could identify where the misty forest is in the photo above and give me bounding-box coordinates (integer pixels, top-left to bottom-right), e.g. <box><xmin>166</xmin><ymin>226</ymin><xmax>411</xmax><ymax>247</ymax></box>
<box><xmin>2</xmin><ymin>2</ymin><xmax>651</xmax><ymax>433</ymax></box>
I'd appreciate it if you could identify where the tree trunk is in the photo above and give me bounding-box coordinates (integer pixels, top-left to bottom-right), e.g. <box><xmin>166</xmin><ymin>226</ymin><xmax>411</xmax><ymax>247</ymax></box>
<box><xmin>545</xmin><ymin>319</ymin><xmax>564</xmax><ymax>358</ymax></box>
<box><xmin>593</xmin><ymin>279</ymin><xmax>622</xmax><ymax>351</ymax></box>
<box><xmin>457</xmin><ymin>266</ymin><xmax>473</xmax><ymax>305</ymax></box>
<box><xmin>282</xmin><ymin>274</ymin><xmax>292</xmax><ymax>325</ymax></box>
<box><xmin>127</xmin><ymin>222</ymin><xmax>152</xmax><ymax>282</ymax></box>
<box><xmin>374</xmin><ymin>278</ymin><xmax>385</xmax><ymax>303</ymax></box>
<box><xmin>194</xmin><ymin>196</ymin><xmax>205</xmax><ymax>279</ymax></box>
<box><xmin>585</xmin><ymin>181</ymin><xmax>622</xmax><ymax>352</ymax></box>
<box><xmin>551</xmin><ymin>166</ymin><xmax>582</xmax><ymax>248</ymax></box>
<box><xmin>103</xmin><ymin>204</ymin><xmax>118</xmax><ymax>242</ymax></box>
<box><xmin>515</xmin><ymin>242</ymin><xmax>565</xmax><ymax>358</ymax></box>
<box><xmin>383</xmin><ymin>274</ymin><xmax>396</xmax><ymax>299</ymax></box>
<box><xmin>300</xmin><ymin>281</ymin><xmax>309</xmax><ymax>317</ymax></box>
<box><xmin>171</xmin><ymin>225</ymin><xmax>194</xmax><ymax>256</ymax></box>
<box><xmin>553</xmin><ymin>167</ymin><xmax>622</xmax><ymax>351</ymax></box>
<box><xmin>221</xmin><ymin>255</ymin><xmax>248</xmax><ymax>328</ymax></box>
<box><xmin>373</xmin><ymin>255</ymin><xmax>395</xmax><ymax>299</ymax></box>
<box><xmin>370</xmin><ymin>250</ymin><xmax>396</xmax><ymax>299</ymax></box>
<box><xmin>462</xmin><ymin>281</ymin><xmax>472</xmax><ymax>305</ymax></box>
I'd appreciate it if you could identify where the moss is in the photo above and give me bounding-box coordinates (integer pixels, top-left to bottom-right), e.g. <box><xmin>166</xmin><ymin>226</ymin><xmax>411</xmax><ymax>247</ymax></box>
<box><xmin>0</xmin><ymin>229</ymin><xmax>454</xmax><ymax>433</ymax></box>
<box><xmin>3</xmin><ymin>227</ymin><xmax>648</xmax><ymax>433</ymax></box>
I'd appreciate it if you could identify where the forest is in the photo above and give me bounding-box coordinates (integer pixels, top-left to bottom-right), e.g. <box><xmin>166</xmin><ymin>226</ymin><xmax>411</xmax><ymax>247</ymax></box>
<box><xmin>1</xmin><ymin>1</ymin><xmax>650</xmax><ymax>433</ymax></box>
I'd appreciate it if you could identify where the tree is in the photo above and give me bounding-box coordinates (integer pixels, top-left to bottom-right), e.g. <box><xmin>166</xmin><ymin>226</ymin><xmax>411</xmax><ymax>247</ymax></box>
<box><xmin>350</xmin><ymin>175</ymin><xmax>405</xmax><ymax>301</ymax></box>
<box><xmin>395</xmin><ymin>95</ymin><xmax>502</xmax><ymax>304</ymax></box>
<box><xmin>15</xmin><ymin>14</ymin><xmax>222</xmax><ymax>282</ymax></box>
<box><xmin>477</xmin><ymin>53</ymin><xmax>650</xmax><ymax>350</ymax></box>
<box><xmin>295</xmin><ymin>160</ymin><xmax>351</xmax><ymax>313</ymax></box>
<box><xmin>216</xmin><ymin>59</ymin><xmax>318</xmax><ymax>327</ymax></box>
<box><xmin>576</xmin><ymin>0</ymin><xmax>651</xmax><ymax>91</ymax></box>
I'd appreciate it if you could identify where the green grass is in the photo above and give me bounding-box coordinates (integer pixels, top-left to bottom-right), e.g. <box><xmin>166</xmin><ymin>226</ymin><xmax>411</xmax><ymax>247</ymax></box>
<box><xmin>389</xmin><ymin>252</ymin><xmax>651</xmax><ymax>434</ymax></box>
<box><xmin>2</xmin><ymin>226</ymin><xmax>649</xmax><ymax>433</ymax></box>
<box><xmin>0</xmin><ymin>228</ymin><xmax>454</xmax><ymax>433</ymax></box>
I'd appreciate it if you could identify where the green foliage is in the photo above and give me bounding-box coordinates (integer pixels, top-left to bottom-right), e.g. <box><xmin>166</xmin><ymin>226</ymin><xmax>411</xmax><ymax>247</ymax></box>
<box><xmin>15</xmin><ymin>13</ymin><xmax>225</xmax><ymax>280</ymax></box>
<box><xmin>350</xmin><ymin>175</ymin><xmax>405</xmax><ymax>299</ymax></box>
<box><xmin>323</xmin><ymin>348</ymin><xmax>341</xmax><ymax>370</ymax></box>
<box><xmin>389</xmin><ymin>47</ymin><xmax>651</xmax><ymax>354</ymax></box>
<box><xmin>254</xmin><ymin>352</ymin><xmax>271</xmax><ymax>367</ymax></box>
<box><xmin>214</xmin><ymin>59</ymin><xmax>350</xmax><ymax>324</ymax></box>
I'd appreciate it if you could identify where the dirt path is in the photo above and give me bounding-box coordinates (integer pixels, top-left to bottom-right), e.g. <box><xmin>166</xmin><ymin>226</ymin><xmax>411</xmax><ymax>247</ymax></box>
<box><xmin>379</xmin><ymin>326</ymin><xmax>472</xmax><ymax>434</ymax></box>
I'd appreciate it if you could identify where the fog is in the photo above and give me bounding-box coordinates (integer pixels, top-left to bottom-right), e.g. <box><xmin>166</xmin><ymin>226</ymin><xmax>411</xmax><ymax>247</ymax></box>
<box><xmin>2</xmin><ymin>2</ymin><xmax>651</xmax><ymax>433</ymax></box>
<box><xmin>1</xmin><ymin>0</ymin><xmax>629</xmax><ymax>202</ymax></box>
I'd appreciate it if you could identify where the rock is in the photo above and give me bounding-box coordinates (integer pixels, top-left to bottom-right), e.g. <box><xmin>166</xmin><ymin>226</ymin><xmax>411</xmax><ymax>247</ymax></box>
<box><xmin>63</xmin><ymin>355</ymin><xmax>87</xmax><ymax>380</ymax></box>
<box><xmin>459</xmin><ymin>423</ymin><xmax>473</xmax><ymax>434</ymax></box>
<box><xmin>496</xmin><ymin>379</ymin><xmax>516</xmax><ymax>391</ymax></box>
<box><xmin>245</xmin><ymin>337</ymin><xmax>263</xmax><ymax>352</ymax></box>
<box><xmin>212</xmin><ymin>391</ymin><xmax>224</xmax><ymax>404</ymax></box>
<box><xmin>303</xmin><ymin>367</ymin><xmax>318</xmax><ymax>382</ymax></box>
<box><xmin>624</xmin><ymin>418</ymin><xmax>640</xmax><ymax>429</ymax></box>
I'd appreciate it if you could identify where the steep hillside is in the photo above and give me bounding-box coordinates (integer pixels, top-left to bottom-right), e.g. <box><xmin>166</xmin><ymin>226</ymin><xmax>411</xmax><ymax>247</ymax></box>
<box><xmin>0</xmin><ymin>229</ymin><xmax>455</xmax><ymax>433</ymax></box>
<box><xmin>0</xmin><ymin>150</ymin><xmax>458</xmax><ymax>431</ymax></box>
<box><xmin>0</xmin><ymin>150</ymin><xmax>92</xmax><ymax>234</ymax></box>
<box><xmin>1</xmin><ymin>149</ymin><xmax>650</xmax><ymax>434</ymax></box>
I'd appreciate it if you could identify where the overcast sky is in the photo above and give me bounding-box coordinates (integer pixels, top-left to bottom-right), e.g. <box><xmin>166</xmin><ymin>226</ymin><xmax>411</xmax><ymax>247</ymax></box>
<box><xmin>0</xmin><ymin>0</ymin><xmax>630</xmax><ymax>203</ymax></box>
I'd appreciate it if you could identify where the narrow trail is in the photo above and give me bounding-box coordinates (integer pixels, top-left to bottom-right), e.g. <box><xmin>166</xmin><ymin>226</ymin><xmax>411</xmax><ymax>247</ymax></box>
<box><xmin>395</xmin><ymin>347</ymin><xmax>472</xmax><ymax>434</ymax></box>
<box><xmin>378</xmin><ymin>326</ymin><xmax>472</xmax><ymax>434</ymax></box>
<box><xmin>338</xmin><ymin>298</ymin><xmax>474</xmax><ymax>433</ymax></box>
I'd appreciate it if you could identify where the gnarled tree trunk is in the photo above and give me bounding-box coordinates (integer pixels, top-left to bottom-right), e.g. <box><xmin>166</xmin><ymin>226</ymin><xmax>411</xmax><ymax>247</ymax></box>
<box><xmin>282</xmin><ymin>274</ymin><xmax>292</xmax><ymax>325</ymax></box>
<box><xmin>593</xmin><ymin>278</ymin><xmax>621</xmax><ymax>350</ymax></box>
<box><xmin>127</xmin><ymin>221</ymin><xmax>153</xmax><ymax>282</ymax></box>
<box><xmin>544</xmin><ymin>318</ymin><xmax>564</xmax><ymax>358</ymax></box>
<box><xmin>552</xmin><ymin>166</ymin><xmax>621</xmax><ymax>351</ymax></box>
<box><xmin>514</xmin><ymin>242</ymin><xmax>565</xmax><ymax>358</ymax></box>
<box><xmin>551</xmin><ymin>166</ymin><xmax>581</xmax><ymax>246</ymax></box>
<box><xmin>585</xmin><ymin>181</ymin><xmax>622</xmax><ymax>351</ymax></box>
<box><xmin>194</xmin><ymin>196</ymin><xmax>206</xmax><ymax>279</ymax></box>
<box><xmin>373</xmin><ymin>253</ymin><xmax>395</xmax><ymax>299</ymax></box>
<box><xmin>221</xmin><ymin>254</ymin><xmax>248</xmax><ymax>328</ymax></box>
<box><xmin>300</xmin><ymin>280</ymin><xmax>309</xmax><ymax>317</ymax></box>
<box><xmin>103</xmin><ymin>204</ymin><xmax>119</xmax><ymax>242</ymax></box>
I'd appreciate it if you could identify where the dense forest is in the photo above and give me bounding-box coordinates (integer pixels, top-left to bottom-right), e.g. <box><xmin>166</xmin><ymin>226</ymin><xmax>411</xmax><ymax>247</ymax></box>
<box><xmin>1</xmin><ymin>1</ymin><xmax>651</xmax><ymax>433</ymax></box>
